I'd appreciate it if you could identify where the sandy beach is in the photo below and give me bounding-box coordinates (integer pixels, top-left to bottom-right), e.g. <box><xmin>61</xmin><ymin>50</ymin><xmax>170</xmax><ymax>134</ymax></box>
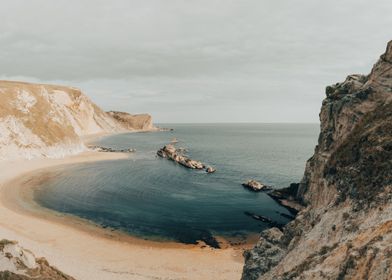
<box><xmin>0</xmin><ymin>150</ymin><xmax>245</xmax><ymax>280</ymax></box>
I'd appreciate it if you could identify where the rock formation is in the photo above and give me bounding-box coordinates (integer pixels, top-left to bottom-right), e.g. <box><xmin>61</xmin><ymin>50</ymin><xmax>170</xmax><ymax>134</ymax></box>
<box><xmin>157</xmin><ymin>144</ymin><xmax>205</xmax><ymax>169</ymax></box>
<box><xmin>267</xmin><ymin>183</ymin><xmax>304</xmax><ymax>215</ymax></box>
<box><xmin>157</xmin><ymin>144</ymin><xmax>216</xmax><ymax>173</ymax></box>
<box><xmin>0</xmin><ymin>81</ymin><xmax>155</xmax><ymax>160</ymax></box>
<box><xmin>107</xmin><ymin>111</ymin><xmax>156</xmax><ymax>131</ymax></box>
<box><xmin>242</xmin><ymin>41</ymin><xmax>392</xmax><ymax>279</ymax></box>
<box><xmin>244</xmin><ymin>212</ymin><xmax>285</xmax><ymax>229</ymax></box>
<box><xmin>88</xmin><ymin>145</ymin><xmax>136</xmax><ymax>153</ymax></box>
<box><xmin>206</xmin><ymin>166</ymin><xmax>216</xmax><ymax>173</ymax></box>
<box><xmin>242</xmin><ymin>180</ymin><xmax>271</xmax><ymax>192</ymax></box>
<box><xmin>0</xmin><ymin>239</ymin><xmax>74</xmax><ymax>280</ymax></box>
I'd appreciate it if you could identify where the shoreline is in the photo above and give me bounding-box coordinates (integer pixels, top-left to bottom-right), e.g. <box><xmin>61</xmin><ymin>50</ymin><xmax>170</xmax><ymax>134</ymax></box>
<box><xmin>5</xmin><ymin>160</ymin><xmax>259</xmax><ymax>250</ymax></box>
<box><xmin>0</xmin><ymin>150</ymin><xmax>246</xmax><ymax>279</ymax></box>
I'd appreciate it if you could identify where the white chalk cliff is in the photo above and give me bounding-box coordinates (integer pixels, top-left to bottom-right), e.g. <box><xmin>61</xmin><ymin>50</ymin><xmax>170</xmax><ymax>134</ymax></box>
<box><xmin>0</xmin><ymin>80</ymin><xmax>155</xmax><ymax>160</ymax></box>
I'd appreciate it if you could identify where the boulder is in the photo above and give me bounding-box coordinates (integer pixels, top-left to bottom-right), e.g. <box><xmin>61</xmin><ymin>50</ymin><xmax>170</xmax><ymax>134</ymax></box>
<box><xmin>206</xmin><ymin>166</ymin><xmax>216</xmax><ymax>173</ymax></box>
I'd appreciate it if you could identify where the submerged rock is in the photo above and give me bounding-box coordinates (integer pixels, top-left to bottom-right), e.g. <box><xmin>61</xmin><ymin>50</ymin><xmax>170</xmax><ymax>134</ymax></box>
<box><xmin>244</xmin><ymin>212</ymin><xmax>285</xmax><ymax>229</ymax></box>
<box><xmin>242</xmin><ymin>180</ymin><xmax>271</xmax><ymax>192</ymax></box>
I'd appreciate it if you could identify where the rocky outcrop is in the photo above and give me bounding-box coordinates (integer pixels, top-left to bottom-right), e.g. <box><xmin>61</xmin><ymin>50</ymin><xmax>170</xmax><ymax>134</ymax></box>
<box><xmin>107</xmin><ymin>111</ymin><xmax>156</xmax><ymax>131</ymax></box>
<box><xmin>0</xmin><ymin>81</ymin><xmax>155</xmax><ymax>160</ymax></box>
<box><xmin>267</xmin><ymin>183</ymin><xmax>304</xmax><ymax>215</ymax></box>
<box><xmin>0</xmin><ymin>239</ymin><xmax>74</xmax><ymax>280</ymax></box>
<box><xmin>244</xmin><ymin>212</ymin><xmax>285</xmax><ymax>229</ymax></box>
<box><xmin>157</xmin><ymin>144</ymin><xmax>216</xmax><ymax>173</ymax></box>
<box><xmin>206</xmin><ymin>166</ymin><xmax>216</xmax><ymax>173</ymax></box>
<box><xmin>242</xmin><ymin>41</ymin><xmax>392</xmax><ymax>280</ymax></box>
<box><xmin>157</xmin><ymin>144</ymin><xmax>205</xmax><ymax>169</ymax></box>
<box><xmin>242</xmin><ymin>180</ymin><xmax>271</xmax><ymax>192</ymax></box>
<box><xmin>88</xmin><ymin>145</ymin><xmax>136</xmax><ymax>153</ymax></box>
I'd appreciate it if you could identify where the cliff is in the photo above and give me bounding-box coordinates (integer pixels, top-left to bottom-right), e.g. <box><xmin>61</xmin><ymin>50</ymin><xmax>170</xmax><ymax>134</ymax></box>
<box><xmin>242</xmin><ymin>42</ymin><xmax>392</xmax><ymax>279</ymax></box>
<box><xmin>107</xmin><ymin>111</ymin><xmax>155</xmax><ymax>131</ymax></box>
<box><xmin>0</xmin><ymin>81</ymin><xmax>155</xmax><ymax>160</ymax></box>
<box><xmin>0</xmin><ymin>239</ymin><xmax>74</xmax><ymax>280</ymax></box>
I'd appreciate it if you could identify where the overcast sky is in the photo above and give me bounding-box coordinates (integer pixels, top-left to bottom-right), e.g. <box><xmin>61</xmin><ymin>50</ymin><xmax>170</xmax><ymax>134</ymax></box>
<box><xmin>1</xmin><ymin>0</ymin><xmax>392</xmax><ymax>123</ymax></box>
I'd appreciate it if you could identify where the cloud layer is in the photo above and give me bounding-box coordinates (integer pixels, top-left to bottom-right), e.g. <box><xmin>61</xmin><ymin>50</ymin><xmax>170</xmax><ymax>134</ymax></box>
<box><xmin>1</xmin><ymin>0</ymin><xmax>392</xmax><ymax>122</ymax></box>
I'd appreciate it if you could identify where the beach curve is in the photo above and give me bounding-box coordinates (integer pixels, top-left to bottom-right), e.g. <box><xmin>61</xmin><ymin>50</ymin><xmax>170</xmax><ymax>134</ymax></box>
<box><xmin>0</xmin><ymin>151</ymin><xmax>244</xmax><ymax>280</ymax></box>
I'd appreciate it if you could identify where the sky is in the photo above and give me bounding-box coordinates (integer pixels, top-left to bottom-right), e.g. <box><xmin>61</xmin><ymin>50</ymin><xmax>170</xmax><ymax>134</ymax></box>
<box><xmin>1</xmin><ymin>0</ymin><xmax>392</xmax><ymax>123</ymax></box>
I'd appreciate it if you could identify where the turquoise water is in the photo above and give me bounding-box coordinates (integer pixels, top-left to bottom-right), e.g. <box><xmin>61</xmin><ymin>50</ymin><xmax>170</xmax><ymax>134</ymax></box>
<box><xmin>34</xmin><ymin>124</ymin><xmax>318</xmax><ymax>246</ymax></box>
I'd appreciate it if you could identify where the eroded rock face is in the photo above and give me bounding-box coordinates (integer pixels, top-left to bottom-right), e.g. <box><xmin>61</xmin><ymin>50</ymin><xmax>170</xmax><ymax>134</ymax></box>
<box><xmin>0</xmin><ymin>81</ymin><xmax>155</xmax><ymax>160</ymax></box>
<box><xmin>0</xmin><ymin>239</ymin><xmax>74</xmax><ymax>280</ymax></box>
<box><xmin>242</xmin><ymin>41</ymin><xmax>392</xmax><ymax>280</ymax></box>
<box><xmin>107</xmin><ymin>111</ymin><xmax>156</xmax><ymax>131</ymax></box>
<box><xmin>242</xmin><ymin>228</ymin><xmax>285</xmax><ymax>280</ymax></box>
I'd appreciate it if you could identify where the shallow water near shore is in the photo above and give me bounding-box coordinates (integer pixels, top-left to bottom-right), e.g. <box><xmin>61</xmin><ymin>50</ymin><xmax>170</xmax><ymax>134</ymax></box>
<box><xmin>34</xmin><ymin>124</ymin><xmax>318</xmax><ymax>246</ymax></box>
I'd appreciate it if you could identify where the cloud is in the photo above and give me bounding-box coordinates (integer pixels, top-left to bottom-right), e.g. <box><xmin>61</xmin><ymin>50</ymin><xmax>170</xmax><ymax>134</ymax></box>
<box><xmin>1</xmin><ymin>0</ymin><xmax>392</xmax><ymax>122</ymax></box>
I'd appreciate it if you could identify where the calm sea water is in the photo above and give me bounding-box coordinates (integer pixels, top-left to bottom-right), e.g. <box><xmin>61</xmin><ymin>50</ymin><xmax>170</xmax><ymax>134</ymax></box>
<box><xmin>34</xmin><ymin>124</ymin><xmax>319</xmax><ymax>245</ymax></box>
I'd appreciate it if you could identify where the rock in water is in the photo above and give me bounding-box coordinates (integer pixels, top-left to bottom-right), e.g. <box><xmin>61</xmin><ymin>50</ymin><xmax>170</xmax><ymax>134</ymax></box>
<box><xmin>242</xmin><ymin>41</ymin><xmax>392</xmax><ymax>280</ymax></box>
<box><xmin>206</xmin><ymin>166</ymin><xmax>216</xmax><ymax>173</ymax></box>
<box><xmin>157</xmin><ymin>144</ymin><xmax>204</xmax><ymax>169</ymax></box>
<box><xmin>242</xmin><ymin>180</ymin><xmax>271</xmax><ymax>191</ymax></box>
<box><xmin>244</xmin><ymin>212</ymin><xmax>285</xmax><ymax>229</ymax></box>
<box><xmin>267</xmin><ymin>183</ymin><xmax>304</xmax><ymax>215</ymax></box>
<box><xmin>88</xmin><ymin>145</ymin><xmax>136</xmax><ymax>153</ymax></box>
<box><xmin>157</xmin><ymin>144</ymin><xmax>216</xmax><ymax>172</ymax></box>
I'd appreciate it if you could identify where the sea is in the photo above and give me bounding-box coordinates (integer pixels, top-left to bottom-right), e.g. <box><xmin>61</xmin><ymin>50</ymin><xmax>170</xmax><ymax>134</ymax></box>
<box><xmin>34</xmin><ymin>123</ymin><xmax>319</xmax><ymax>246</ymax></box>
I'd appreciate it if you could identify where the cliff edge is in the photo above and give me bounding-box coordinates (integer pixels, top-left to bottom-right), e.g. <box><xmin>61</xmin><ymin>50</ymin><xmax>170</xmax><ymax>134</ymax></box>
<box><xmin>0</xmin><ymin>239</ymin><xmax>74</xmax><ymax>280</ymax></box>
<box><xmin>107</xmin><ymin>111</ymin><xmax>156</xmax><ymax>131</ymax></box>
<box><xmin>242</xmin><ymin>41</ymin><xmax>392</xmax><ymax>279</ymax></box>
<box><xmin>0</xmin><ymin>81</ymin><xmax>155</xmax><ymax>160</ymax></box>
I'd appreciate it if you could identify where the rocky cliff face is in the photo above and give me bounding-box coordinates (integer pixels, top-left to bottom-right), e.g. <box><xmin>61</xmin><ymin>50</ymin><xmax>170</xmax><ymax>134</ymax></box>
<box><xmin>0</xmin><ymin>81</ymin><xmax>155</xmax><ymax>160</ymax></box>
<box><xmin>0</xmin><ymin>239</ymin><xmax>74</xmax><ymax>280</ymax></box>
<box><xmin>107</xmin><ymin>111</ymin><xmax>155</xmax><ymax>131</ymax></box>
<box><xmin>242</xmin><ymin>41</ymin><xmax>392</xmax><ymax>280</ymax></box>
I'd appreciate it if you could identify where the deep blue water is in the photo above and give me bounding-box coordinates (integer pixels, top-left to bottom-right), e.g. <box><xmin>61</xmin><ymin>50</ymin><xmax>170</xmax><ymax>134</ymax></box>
<box><xmin>34</xmin><ymin>124</ymin><xmax>319</xmax><ymax>246</ymax></box>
